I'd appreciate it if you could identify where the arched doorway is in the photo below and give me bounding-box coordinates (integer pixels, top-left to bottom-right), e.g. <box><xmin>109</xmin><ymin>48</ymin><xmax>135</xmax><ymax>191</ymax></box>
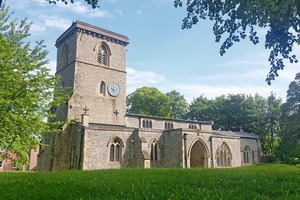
<box><xmin>190</xmin><ymin>140</ymin><xmax>208</xmax><ymax>168</ymax></box>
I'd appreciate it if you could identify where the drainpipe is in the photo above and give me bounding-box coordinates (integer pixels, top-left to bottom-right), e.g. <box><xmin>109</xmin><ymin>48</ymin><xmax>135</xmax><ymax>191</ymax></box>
<box><xmin>209</xmin><ymin>136</ymin><xmax>214</xmax><ymax>168</ymax></box>
<box><xmin>183</xmin><ymin>133</ymin><xmax>188</xmax><ymax>168</ymax></box>
<box><xmin>78</xmin><ymin>127</ymin><xmax>84</xmax><ymax>170</ymax></box>
<box><xmin>256</xmin><ymin>138</ymin><xmax>260</xmax><ymax>163</ymax></box>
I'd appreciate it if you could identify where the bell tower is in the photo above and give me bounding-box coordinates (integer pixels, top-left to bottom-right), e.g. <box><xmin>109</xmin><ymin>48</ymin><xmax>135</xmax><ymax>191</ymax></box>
<box><xmin>55</xmin><ymin>21</ymin><xmax>129</xmax><ymax>126</ymax></box>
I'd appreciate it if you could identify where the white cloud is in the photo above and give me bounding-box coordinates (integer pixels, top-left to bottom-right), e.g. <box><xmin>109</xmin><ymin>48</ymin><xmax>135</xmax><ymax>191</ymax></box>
<box><xmin>89</xmin><ymin>10</ymin><xmax>108</xmax><ymax>18</ymax></box>
<box><xmin>32</xmin><ymin>0</ymin><xmax>48</xmax><ymax>6</ymax></box>
<box><xmin>30</xmin><ymin>23</ymin><xmax>46</xmax><ymax>35</ymax></box>
<box><xmin>44</xmin><ymin>16</ymin><xmax>72</xmax><ymax>30</ymax></box>
<box><xmin>46</xmin><ymin>60</ymin><xmax>57</xmax><ymax>75</ymax></box>
<box><xmin>69</xmin><ymin>2</ymin><xmax>89</xmax><ymax>14</ymax></box>
<box><xmin>127</xmin><ymin>67</ymin><xmax>165</xmax><ymax>84</ymax></box>
<box><xmin>55</xmin><ymin>1</ymin><xmax>109</xmax><ymax>18</ymax></box>
<box><xmin>136</xmin><ymin>10</ymin><xmax>142</xmax><ymax>15</ymax></box>
<box><xmin>114</xmin><ymin>9</ymin><xmax>123</xmax><ymax>15</ymax></box>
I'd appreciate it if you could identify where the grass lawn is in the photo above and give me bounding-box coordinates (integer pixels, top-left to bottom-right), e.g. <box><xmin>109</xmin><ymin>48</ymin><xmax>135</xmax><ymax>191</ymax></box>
<box><xmin>0</xmin><ymin>164</ymin><xmax>299</xmax><ymax>200</ymax></box>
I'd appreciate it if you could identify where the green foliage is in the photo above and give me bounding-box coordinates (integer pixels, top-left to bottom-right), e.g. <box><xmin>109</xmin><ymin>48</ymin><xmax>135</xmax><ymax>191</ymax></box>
<box><xmin>0</xmin><ymin>2</ymin><xmax>70</xmax><ymax>166</ymax></box>
<box><xmin>261</xmin><ymin>155</ymin><xmax>277</xmax><ymax>163</ymax></box>
<box><xmin>126</xmin><ymin>87</ymin><xmax>172</xmax><ymax>117</ymax></box>
<box><xmin>187</xmin><ymin>93</ymin><xmax>282</xmax><ymax>154</ymax></box>
<box><xmin>277</xmin><ymin>73</ymin><xmax>300</xmax><ymax>165</ymax></box>
<box><xmin>166</xmin><ymin>90</ymin><xmax>188</xmax><ymax>118</ymax></box>
<box><xmin>0</xmin><ymin>165</ymin><xmax>299</xmax><ymax>199</ymax></box>
<box><xmin>174</xmin><ymin>0</ymin><xmax>299</xmax><ymax>85</ymax></box>
<box><xmin>46</xmin><ymin>0</ymin><xmax>99</xmax><ymax>9</ymax></box>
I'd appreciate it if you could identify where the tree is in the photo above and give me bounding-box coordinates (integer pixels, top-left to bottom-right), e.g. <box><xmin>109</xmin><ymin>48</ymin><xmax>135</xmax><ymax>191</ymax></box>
<box><xmin>265</xmin><ymin>93</ymin><xmax>281</xmax><ymax>154</ymax></box>
<box><xmin>46</xmin><ymin>0</ymin><xmax>99</xmax><ymax>8</ymax></box>
<box><xmin>0</xmin><ymin>2</ymin><xmax>69</xmax><ymax>167</ymax></box>
<box><xmin>166</xmin><ymin>90</ymin><xmax>188</xmax><ymax>119</ymax></box>
<box><xmin>185</xmin><ymin>95</ymin><xmax>217</xmax><ymax>122</ymax></box>
<box><xmin>186</xmin><ymin>93</ymin><xmax>282</xmax><ymax>154</ymax></box>
<box><xmin>174</xmin><ymin>0</ymin><xmax>299</xmax><ymax>85</ymax></box>
<box><xmin>126</xmin><ymin>87</ymin><xmax>172</xmax><ymax>117</ymax></box>
<box><xmin>277</xmin><ymin>72</ymin><xmax>300</xmax><ymax>165</ymax></box>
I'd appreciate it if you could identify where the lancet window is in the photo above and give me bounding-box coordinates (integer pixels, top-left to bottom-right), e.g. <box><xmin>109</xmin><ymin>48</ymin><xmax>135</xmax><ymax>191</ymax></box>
<box><xmin>244</xmin><ymin>146</ymin><xmax>251</xmax><ymax>164</ymax></box>
<box><xmin>142</xmin><ymin>120</ymin><xmax>152</xmax><ymax>128</ymax></box>
<box><xmin>189</xmin><ymin>124</ymin><xmax>197</xmax><ymax>129</ymax></box>
<box><xmin>165</xmin><ymin>122</ymin><xmax>174</xmax><ymax>130</ymax></box>
<box><xmin>150</xmin><ymin>140</ymin><xmax>159</xmax><ymax>161</ymax></box>
<box><xmin>100</xmin><ymin>81</ymin><xmax>106</xmax><ymax>95</ymax></box>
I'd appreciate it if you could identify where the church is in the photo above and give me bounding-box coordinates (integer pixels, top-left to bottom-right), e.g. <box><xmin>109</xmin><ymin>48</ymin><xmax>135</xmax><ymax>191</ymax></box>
<box><xmin>37</xmin><ymin>21</ymin><xmax>262</xmax><ymax>171</ymax></box>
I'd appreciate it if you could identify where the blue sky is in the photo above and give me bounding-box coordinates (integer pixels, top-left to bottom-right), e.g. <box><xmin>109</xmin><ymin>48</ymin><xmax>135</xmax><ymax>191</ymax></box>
<box><xmin>6</xmin><ymin>0</ymin><xmax>300</xmax><ymax>102</ymax></box>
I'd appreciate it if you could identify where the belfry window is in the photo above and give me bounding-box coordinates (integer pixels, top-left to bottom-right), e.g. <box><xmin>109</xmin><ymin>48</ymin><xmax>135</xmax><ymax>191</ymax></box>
<box><xmin>62</xmin><ymin>44</ymin><xmax>69</xmax><ymax>67</ymax></box>
<box><xmin>150</xmin><ymin>140</ymin><xmax>159</xmax><ymax>161</ymax></box>
<box><xmin>100</xmin><ymin>81</ymin><xmax>106</xmax><ymax>95</ymax></box>
<box><xmin>109</xmin><ymin>138</ymin><xmax>122</xmax><ymax>162</ymax></box>
<box><xmin>97</xmin><ymin>43</ymin><xmax>110</xmax><ymax>66</ymax></box>
<box><xmin>216</xmin><ymin>142</ymin><xmax>232</xmax><ymax>168</ymax></box>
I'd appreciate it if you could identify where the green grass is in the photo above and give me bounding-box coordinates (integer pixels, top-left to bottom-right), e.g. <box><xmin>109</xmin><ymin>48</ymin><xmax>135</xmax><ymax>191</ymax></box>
<box><xmin>0</xmin><ymin>164</ymin><xmax>299</xmax><ymax>200</ymax></box>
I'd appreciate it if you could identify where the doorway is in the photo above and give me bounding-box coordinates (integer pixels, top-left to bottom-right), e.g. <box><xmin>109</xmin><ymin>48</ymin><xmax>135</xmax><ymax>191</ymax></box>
<box><xmin>190</xmin><ymin>140</ymin><xmax>208</xmax><ymax>168</ymax></box>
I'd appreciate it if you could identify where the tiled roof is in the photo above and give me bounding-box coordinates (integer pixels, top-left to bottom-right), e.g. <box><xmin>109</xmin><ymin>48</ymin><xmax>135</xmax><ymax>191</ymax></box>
<box><xmin>213</xmin><ymin>130</ymin><xmax>260</xmax><ymax>139</ymax></box>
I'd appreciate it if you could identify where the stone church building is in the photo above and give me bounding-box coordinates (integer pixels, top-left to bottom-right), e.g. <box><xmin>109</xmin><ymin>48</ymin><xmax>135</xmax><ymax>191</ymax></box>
<box><xmin>37</xmin><ymin>21</ymin><xmax>262</xmax><ymax>171</ymax></box>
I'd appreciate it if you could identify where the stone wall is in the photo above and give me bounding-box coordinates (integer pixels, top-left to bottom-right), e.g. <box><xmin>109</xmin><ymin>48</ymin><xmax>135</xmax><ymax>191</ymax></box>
<box><xmin>240</xmin><ymin>138</ymin><xmax>262</xmax><ymax>165</ymax></box>
<box><xmin>211</xmin><ymin>136</ymin><xmax>241</xmax><ymax>168</ymax></box>
<box><xmin>82</xmin><ymin>126</ymin><xmax>139</xmax><ymax>170</ymax></box>
<box><xmin>161</xmin><ymin>129</ymin><xmax>183</xmax><ymax>168</ymax></box>
<box><xmin>125</xmin><ymin>114</ymin><xmax>212</xmax><ymax>132</ymax></box>
<box><xmin>184</xmin><ymin>130</ymin><xmax>212</xmax><ymax>168</ymax></box>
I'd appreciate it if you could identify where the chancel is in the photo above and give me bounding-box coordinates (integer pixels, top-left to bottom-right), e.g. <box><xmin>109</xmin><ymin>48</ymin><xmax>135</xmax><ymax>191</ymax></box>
<box><xmin>37</xmin><ymin>21</ymin><xmax>262</xmax><ymax>171</ymax></box>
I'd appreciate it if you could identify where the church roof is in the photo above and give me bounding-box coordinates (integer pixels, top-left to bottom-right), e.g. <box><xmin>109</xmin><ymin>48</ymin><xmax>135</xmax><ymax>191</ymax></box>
<box><xmin>56</xmin><ymin>20</ymin><xmax>129</xmax><ymax>47</ymax></box>
<box><xmin>213</xmin><ymin>130</ymin><xmax>260</xmax><ymax>139</ymax></box>
<box><xmin>126</xmin><ymin>113</ymin><xmax>212</xmax><ymax>124</ymax></box>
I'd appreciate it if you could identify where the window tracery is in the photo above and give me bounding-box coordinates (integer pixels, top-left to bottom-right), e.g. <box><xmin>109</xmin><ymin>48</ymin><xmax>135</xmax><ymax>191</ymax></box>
<box><xmin>109</xmin><ymin>138</ymin><xmax>122</xmax><ymax>162</ymax></box>
<box><xmin>216</xmin><ymin>142</ymin><xmax>232</xmax><ymax>168</ymax></box>
<box><xmin>97</xmin><ymin>43</ymin><xmax>110</xmax><ymax>66</ymax></box>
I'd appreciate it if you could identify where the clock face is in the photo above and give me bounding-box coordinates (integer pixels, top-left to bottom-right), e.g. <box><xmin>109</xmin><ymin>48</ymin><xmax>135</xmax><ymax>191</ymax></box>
<box><xmin>107</xmin><ymin>82</ymin><xmax>120</xmax><ymax>97</ymax></box>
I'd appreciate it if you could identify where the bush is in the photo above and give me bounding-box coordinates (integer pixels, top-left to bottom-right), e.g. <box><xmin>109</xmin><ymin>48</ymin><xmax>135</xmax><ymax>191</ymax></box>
<box><xmin>261</xmin><ymin>154</ymin><xmax>276</xmax><ymax>163</ymax></box>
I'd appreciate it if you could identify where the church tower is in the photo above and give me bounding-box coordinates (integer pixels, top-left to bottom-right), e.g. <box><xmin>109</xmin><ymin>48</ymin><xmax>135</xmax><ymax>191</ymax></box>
<box><xmin>55</xmin><ymin>21</ymin><xmax>129</xmax><ymax>126</ymax></box>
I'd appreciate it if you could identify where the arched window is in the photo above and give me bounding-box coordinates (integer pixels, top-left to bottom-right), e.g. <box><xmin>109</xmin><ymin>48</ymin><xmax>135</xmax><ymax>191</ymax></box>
<box><xmin>142</xmin><ymin>120</ymin><xmax>152</xmax><ymax>129</ymax></box>
<box><xmin>109</xmin><ymin>138</ymin><xmax>122</xmax><ymax>162</ymax></box>
<box><xmin>150</xmin><ymin>140</ymin><xmax>159</xmax><ymax>161</ymax></box>
<box><xmin>100</xmin><ymin>81</ymin><xmax>106</xmax><ymax>95</ymax></box>
<box><xmin>216</xmin><ymin>142</ymin><xmax>232</xmax><ymax>168</ymax></box>
<box><xmin>189</xmin><ymin>124</ymin><xmax>197</xmax><ymax>129</ymax></box>
<box><xmin>97</xmin><ymin>43</ymin><xmax>110</xmax><ymax>66</ymax></box>
<box><xmin>244</xmin><ymin>146</ymin><xmax>251</xmax><ymax>164</ymax></box>
<box><xmin>62</xmin><ymin>44</ymin><xmax>69</xmax><ymax>67</ymax></box>
<box><xmin>165</xmin><ymin>122</ymin><xmax>174</xmax><ymax>130</ymax></box>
